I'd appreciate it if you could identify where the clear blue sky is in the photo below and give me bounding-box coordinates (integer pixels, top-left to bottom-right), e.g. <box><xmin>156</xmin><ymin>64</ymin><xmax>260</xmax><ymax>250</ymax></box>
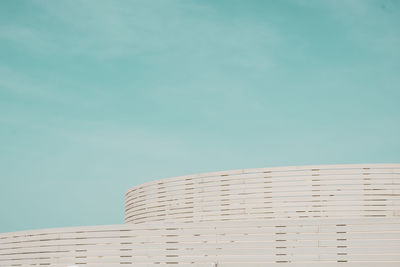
<box><xmin>0</xmin><ymin>0</ymin><xmax>399</xmax><ymax>233</ymax></box>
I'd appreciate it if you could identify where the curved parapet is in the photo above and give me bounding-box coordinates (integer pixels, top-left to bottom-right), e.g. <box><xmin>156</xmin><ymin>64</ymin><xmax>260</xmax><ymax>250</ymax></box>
<box><xmin>1</xmin><ymin>218</ymin><xmax>400</xmax><ymax>266</ymax></box>
<box><xmin>125</xmin><ymin>164</ymin><xmax>400</xmax><ymax>224</ymax></box>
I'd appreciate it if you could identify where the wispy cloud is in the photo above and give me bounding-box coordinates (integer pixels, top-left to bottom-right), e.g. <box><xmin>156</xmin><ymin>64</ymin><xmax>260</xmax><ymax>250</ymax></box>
<box><xmin>1</xmin><ymin>0</ymin><xmax>281</xmax><ymax>64</ymax></box>
<box><xmin>0</xmin><ymin>25</ymin><xmax>50</xmax><ymax>50</ymax></box>
<box><xmin>295</xmin><ymin>0</ymin><xmax>400</xmax><ymax>56</ymax></box>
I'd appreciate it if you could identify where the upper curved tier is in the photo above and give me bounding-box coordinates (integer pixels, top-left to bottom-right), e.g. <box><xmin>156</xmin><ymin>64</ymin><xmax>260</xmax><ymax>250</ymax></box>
<box><xmin>125</xmin><ymin>164</ymin><xmax>400</xmax><ymax>224</ymax></box>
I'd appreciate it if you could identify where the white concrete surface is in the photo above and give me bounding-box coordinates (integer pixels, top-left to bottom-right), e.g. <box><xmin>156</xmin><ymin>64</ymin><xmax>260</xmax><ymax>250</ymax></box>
<box><xmin>125</xmin><ymin>164</ymin><xmax>400</xmax><ymax>224</ymax></box>
<box><xmin>0</xmin><ymin>164</ymin><xmax>399</xmax><ymax>266</ymax></box>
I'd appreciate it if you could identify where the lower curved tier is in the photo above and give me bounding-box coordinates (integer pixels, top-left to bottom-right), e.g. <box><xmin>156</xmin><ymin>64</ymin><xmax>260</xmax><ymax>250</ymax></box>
<box><xmin>1</xmin><ymin>218</ymin><xmax>400</xmax><ymax>266</ymax></box>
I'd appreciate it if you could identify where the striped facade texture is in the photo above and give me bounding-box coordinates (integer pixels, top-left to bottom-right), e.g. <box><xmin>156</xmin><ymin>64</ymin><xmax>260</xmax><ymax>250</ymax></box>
<box><xmin>1</xmin><ymin>164</ymin><xmax>399</xmax><ymax>267</ymax></box>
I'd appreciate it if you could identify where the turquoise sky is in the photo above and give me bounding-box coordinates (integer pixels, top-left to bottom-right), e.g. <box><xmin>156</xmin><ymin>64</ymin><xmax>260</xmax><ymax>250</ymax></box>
<box><xmin>1</xmin><ymin>0</ymin><xmax>399</xmax><ymax>233</ymax></box>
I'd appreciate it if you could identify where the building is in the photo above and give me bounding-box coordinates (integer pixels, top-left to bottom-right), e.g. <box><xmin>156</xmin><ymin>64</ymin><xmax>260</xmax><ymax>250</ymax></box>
<box><xmin>0</xmin><ymin>164</ymin><xmax>399</xmax><ymax>266</ymax></box>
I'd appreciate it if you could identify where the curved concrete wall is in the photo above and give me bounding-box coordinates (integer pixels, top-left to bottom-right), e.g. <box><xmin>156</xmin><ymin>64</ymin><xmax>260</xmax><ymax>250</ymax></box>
<box><xmin>125</xmin><ymin>164</ymin><xmax>400</xmax><ymax>224</ymax></box>
<box><xmin>1</xmin><ymin>218</ymin><xmax>400</xmax><ymax>266</ymax></box>
<box><xmin>1</xmin><ymin>164</ymin><xmax>399</xmax><ymax>266</ymax></box>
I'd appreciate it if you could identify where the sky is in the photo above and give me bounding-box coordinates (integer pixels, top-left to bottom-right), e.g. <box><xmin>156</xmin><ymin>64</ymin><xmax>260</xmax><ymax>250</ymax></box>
<box><xmin>0</xmin><ymin>0</ymin><xmax>399</xmax><ymax>233</ymax></box>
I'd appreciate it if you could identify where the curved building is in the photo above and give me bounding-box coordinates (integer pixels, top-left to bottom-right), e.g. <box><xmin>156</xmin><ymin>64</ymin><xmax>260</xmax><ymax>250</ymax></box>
<box><xmin>1</xmin><ymin>164</ymin><xmax>399</xmax><ymax>266</ymax></box>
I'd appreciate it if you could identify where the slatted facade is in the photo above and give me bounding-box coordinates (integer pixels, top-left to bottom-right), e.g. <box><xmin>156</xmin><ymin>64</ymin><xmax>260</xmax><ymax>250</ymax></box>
<box><xmin>0</xmin><ymin>164</ymin><xmax>399</xmax><ymax>266</ymax></box>
<box><xmin>1</xmin><ymin>218</ymin><xmax>400</xmax><ymax>266</ymax></box>
<box><xmin>125</xmin><ymin>164</ymin><xmax>400</xmax><ymax>224</ymax></box>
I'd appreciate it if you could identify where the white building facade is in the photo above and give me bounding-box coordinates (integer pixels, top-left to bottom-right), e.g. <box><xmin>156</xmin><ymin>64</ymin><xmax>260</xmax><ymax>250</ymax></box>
<box><xmin>1</xmin><ymin>164</ymin><xmax>399</xmax><ymax>266</ymax></box>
